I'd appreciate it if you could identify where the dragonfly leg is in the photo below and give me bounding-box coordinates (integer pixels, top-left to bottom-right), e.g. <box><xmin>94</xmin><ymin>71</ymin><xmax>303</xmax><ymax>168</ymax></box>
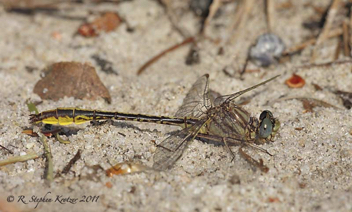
<box><xmin>239</xmin><ymin>146</ymin><xmax>269</xmax><ymax>173</ymax></box>
<box><xmin>156</xmin><ymin>143</ymin><xmax>173</xmax><ymax>152</ymax></box>
<box><xmin>246</xmin><ymin>143</ymin><xmax>273</xmax><ymax>156</ymax></box>
<box><xmin>222</xmin><ymin>137</ymin><xmax>236</xmax><ymax>162</ymax></box>
<box><xmin>183</xmin><ymin>117</ymin><xmax>188</xmax><ymax>128</ymax></box>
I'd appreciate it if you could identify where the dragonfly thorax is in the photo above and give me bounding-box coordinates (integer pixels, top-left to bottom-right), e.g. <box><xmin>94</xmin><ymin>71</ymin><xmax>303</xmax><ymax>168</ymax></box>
<box><xmin>205</xmin><ymin>103</ymin><xmax>252</xmax><ymax>141</ymax></box>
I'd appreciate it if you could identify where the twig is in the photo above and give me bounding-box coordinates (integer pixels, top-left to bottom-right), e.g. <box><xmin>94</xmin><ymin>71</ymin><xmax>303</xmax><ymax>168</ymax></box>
<box><xmin>159</xmin><ymin>0</ymin><xmax>189</xmax><ymax>38</ymax></box>
<box><xmin>137</xmin><ymin>37</ymin><xmax>195</xmax><ymax>75</ymax></box>
<box><xmin>295</xmin><ymin>59</ymin><xmax>352</xmax><ymax>69</ymax></box>
<box><xmin>343</xmin><ymin>21</ymin><xmax>350</xmax><ymax>57</ymax></box>
<box><xmin>334</xmin><ymin>37</ymin><xmax>342</xmax><ymax>60</ymax></box>
<box><xmin>0</xmin><ymin>144</ymin><xmax>13</xmax><ymax>154</ymax></box>
<box><xmin>55</xmin><ymin>133</ymin><xmax>70</xmax><ymax>144</ymax></box>
<box><xmin>350</xmin><ymin>5</ymin><xmax>352</xmax><ymax>53</ymax></box>
<box><xmin>311</xmin><ymin>0</ymin><xmax>342</xmax><ymax>62</ymax></box>
<box><xmin>265</xmin><ymin>0</ymin><xmax>275</xmax><ymax>32</ymax></box>
<box><xmin>61</xmin><ymin>149</ymin><xmax>81</xmax><ymax>174</ymax></box>
<box><xmin>283</xmin><ymin>27</ymin><xmax>343</xmax><ymax>55</ymax></box>
<box><xmin>0</xmin><ymin>152</ymin><xmax>39</xmax><ymax>167</ymax></box>
<box><xmin>202</xmin><ymin>0</ymin><xmax>222</xmax><ymax>35</ymax></box>
<box><xmin>38</xmin><ymin>132</ymin><xmax>54</xmax><ymax>183</ymax></box>
<box><xmin>267</xmin><ymin>96</ymin><xmax>343</xmax><ymax>110</ymax></box>
<box><xmin>222</xmin><ymin>0</ymin><xmax>255</xmax><ymax>46</ymax></box>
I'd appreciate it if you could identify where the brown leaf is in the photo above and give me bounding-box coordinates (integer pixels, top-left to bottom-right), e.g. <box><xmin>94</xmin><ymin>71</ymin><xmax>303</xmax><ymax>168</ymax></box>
<box><xmin>33</xmin><ymin>62</ymin><xmax>111</xmax><ymax>103</ymax></box>
<box><xmin>106</xmin><ymin>162</ymin><xmax>148</xmax><ymax>177</ymax></box>
<box><xmin>78</xmin><ymin>12</ymin><xmax>121</xmax><ymax>37</ymax></box>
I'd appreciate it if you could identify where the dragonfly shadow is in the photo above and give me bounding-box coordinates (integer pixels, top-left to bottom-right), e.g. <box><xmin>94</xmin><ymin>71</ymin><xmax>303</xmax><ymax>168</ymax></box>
<box><xmin>29</xmin><ymin>124</ymin><xmax>81</xmax><ymax>137</ymax></box>
<box><xmin>59</xmin><ymin>127</ymin><xmax>81</xmax><ymax>136</ymax></box>
<box><xmin>164</xmin><ymin>130</ymin><xmax>225</xmax><ymax>147</ymax></box>
<box><xmin>109</xmin><ymin>120</ymin><xmax>163</xmax><ymax>134</ymax></box>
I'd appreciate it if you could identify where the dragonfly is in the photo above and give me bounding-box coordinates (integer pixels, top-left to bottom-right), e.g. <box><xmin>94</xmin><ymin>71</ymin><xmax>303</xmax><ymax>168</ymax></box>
<box><xmin>30</xmin><ymin>74</ymin><xmax>280</xmax><ymax>172</ymax></box>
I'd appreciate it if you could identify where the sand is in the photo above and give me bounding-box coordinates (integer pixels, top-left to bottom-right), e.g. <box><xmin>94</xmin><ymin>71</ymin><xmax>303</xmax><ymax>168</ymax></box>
<box><xmin>0</xmin><ymin>0</ymin><xmax>351</xmax><ymax>211</ymax></box>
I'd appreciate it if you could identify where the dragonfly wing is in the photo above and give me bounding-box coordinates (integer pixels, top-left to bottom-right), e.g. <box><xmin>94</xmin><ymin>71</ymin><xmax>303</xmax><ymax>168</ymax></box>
<box><xmin>152</xmin><ymin>120</ymin><xmax>206</xmax><ymax>170</ymax></box>
<box><xmin>214</xmin><ymin>75</ymin><xmax>280</xmax><ymax>105</ymax></box>
<box><xmin>175</xmin><ymin>74</ymin><xmax>211</xmax><ymax>118</ymax></box>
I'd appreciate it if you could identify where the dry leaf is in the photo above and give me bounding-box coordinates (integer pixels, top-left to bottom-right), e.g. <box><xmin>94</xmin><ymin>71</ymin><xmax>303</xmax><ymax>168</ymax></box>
<box><xmin>33</xmin><ymin>62</ymin><xmax>111</xmax><ymax>103</ymax></box>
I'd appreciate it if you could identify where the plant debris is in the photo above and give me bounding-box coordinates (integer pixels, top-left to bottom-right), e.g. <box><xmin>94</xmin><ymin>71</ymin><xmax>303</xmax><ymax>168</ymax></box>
<box><xmin>106</xmin><ymin>162</ymin><xmax>149</xmax><ymax>177</ymax></box>
<box><xmin>0</xmin><ymin>145</ymin><xmax>13</xmax><ymax>154</ymax></box>
<box><xmin>285</xmin><ymin>74</ymin><xmax>305</xmax><ymax>88</ymax></box>
<box><xmin>38</xmin><ymin>132</ymin><xmax>54</xmax><ymax>183</ymax></box>
<box><xmin>312</xmin><ymin>83</ymin><xmax>323</xmax><ymax>91</ymax></box>
<box><xmin>295</xmin><ymin>127</ymin><xmax>304</xmax><ymax>131</ymax></box>
<box><xmin>269</xmin><ymin>96</ymin><xmax>341</xmax><ymax>113</ymax></box>
<box><xmin>61</xmin><ymin>149</ymin><xmax>81</xmax><ymax>175</ymax></box>
<box><xmin>22</xmin><ymin>128</ymin><xmax>62</xmax><ymax>137</ymax></box>
<box><xmin>333</xmin><ymin>90</ymin><xmax>352</xmax><ymax>109</ymax></box>
<box><xmin>310</xmin><ymin>0</ymin><xmax>343</xmax><ymax>62</ymax></box>
<box><xmin>0</xmin><ymin>152</ymin><xmax>39</xmax><ymax>167</ymax></box>
<box><xmin>2</xmin><ymin>0</ymin><xmax>59</xmax><ymax>15</ymax></box>
<box><xmin>137</xmin><ymin>37</ymin><xmax>195</xmax><ymax>75</ymax></box>
<box><xmin>33</xmin><ymin>62</ymin><xmax>111</xmax><ymax>103</ymax></box>
<box><xmin>26</xmin><ymin>101</ymin><xmax>39</xmax><ymax>115</ymax></box>
<box><xmin>78</xmin><ymin>12</ymin><xmax>121</xmax><ymax>37</ymax></box>
<box><xmin>91</xmin><ymin>54</ymin><xmax>118</xmax><ymax>75</ymax></box>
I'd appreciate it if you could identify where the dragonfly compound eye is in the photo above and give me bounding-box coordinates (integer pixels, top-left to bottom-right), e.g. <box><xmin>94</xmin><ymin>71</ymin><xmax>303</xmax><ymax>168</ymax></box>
<box><xmin>259</xmin><ymin>110</ymin><xmax>274</xmax><ymax>139</ymax></box>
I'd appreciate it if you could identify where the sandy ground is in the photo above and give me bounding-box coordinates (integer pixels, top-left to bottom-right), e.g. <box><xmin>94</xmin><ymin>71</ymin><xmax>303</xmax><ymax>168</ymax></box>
<box><xmin>0</xmin><ymin>0</ymin><xmax>351</xmax><ymax>211</ymax></box>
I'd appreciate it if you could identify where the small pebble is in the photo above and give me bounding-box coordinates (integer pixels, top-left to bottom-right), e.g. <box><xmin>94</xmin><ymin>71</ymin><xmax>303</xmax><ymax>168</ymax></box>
<box><xmin>26</xmin><ymin>142</ymin><xmax>35</xmax><ymax>149</ymax></box>
<box><xmin>249</xmin><ymin>33</ymin><xmax>285</xmax><ymax>67</ymax></box>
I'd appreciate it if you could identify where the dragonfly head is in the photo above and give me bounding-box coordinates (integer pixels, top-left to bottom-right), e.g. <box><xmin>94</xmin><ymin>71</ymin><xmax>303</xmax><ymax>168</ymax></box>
<box><xmin>256</xmin><ymin>110</ymin><xmax>280</xmax><ymax>143</ymax></box>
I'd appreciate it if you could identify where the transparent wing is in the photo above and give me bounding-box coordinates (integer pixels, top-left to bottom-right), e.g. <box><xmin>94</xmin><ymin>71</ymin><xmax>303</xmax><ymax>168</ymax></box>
<box><xmin>214</xmin><ymin>75</ymin><xmax>280</xmax><ymax>106</ymax></box>
<box><xmin>175</xmin><ymin>74</ymin><xmax>211</xmax><ymax>118</ymax></box>
<box><xmin>207</xmin><ymin>89</ymin><xmax>222</xmax><ymax>106</ymax></box>
<box><xmin>152</xmin><ymin>120</ymin><xmax>206</xmax><ymax>170</ymax></box>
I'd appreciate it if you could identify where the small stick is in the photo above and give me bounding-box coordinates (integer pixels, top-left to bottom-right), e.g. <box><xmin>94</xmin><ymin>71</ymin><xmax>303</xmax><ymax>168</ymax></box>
<box><xmin>295</xmin><ymin>59</ymin><xmax>352</xmax><ymax>69</ymax></box>
<box><xmin>265</xmin><ymin>0</ymin><xmax>275</xmax><ymax>32</ymax></box>
<box><xmin>38</xmin><ymin>132</ymin><xmax>54</xmax><ymax>183</ymax></box>
<box><xmin>334</xmin><ymin>37</ymin><xmax>342</xmax><ymax>60</ymax></box>
<box><xmin>137</xmin><ymin>37</ymin><xmax>195</xmax><ymax>75</ymax></box>
<box><xmin>267</xmin><ymin>96</ymin><xmax>342</xmax><ymax>110</ymax></box>
<box><xmin>202</xmin><ymin>0</ymin><xmax>222</xmax><ymax>35</ymax></box>
<box><xmin>283</xmin><ymin>27</ymin><xmax>343</xmax><ymax>55</ymax></box>
<box><xmin>0</xmin><ymin>144</ymin><xmax>13</xmax><ymax>154</ymax></box>
<box><xmin>159</xmin><ymin>0</ymin><xmax>189</xmax><ymax>38</ymax></box>
<box><xmin>61</xmin><ymin>149</ymin><xmax>81</xmax><ymax>174</ymax></box>
<box><xmin>311</xmin><ymin>0</ymin><xmax>341</xmax><ymax>62</ymax></box>
<box><xmin>55</xmin><ymin>133</ymin><xmax>70</xmax><ymax>144</ymax></box>
<box><xmin>343</xmin><ymin>21</ymin><xmax>350</xmax><ymax>57</ymax></box>
<box><xmin>350</xmin><ymin>5</ymin><xmax>352</xmax><ymax>53</ymax></box>
<box><xmin>0</xmin><ymin>152</ymin><xmax>39</xmax><ymax>166</ymax></box>
<box><xmin>222</xmin><ymin>0</ymin><xmax>255</xmax><ymax>46</ymax></box>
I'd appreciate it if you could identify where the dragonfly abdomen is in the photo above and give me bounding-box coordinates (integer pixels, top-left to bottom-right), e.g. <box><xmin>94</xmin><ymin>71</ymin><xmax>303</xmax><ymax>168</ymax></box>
<box><xmin>29</xmin><ymin>108</ymin><xmax>197</xmax><ymax>126</ymax></box>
